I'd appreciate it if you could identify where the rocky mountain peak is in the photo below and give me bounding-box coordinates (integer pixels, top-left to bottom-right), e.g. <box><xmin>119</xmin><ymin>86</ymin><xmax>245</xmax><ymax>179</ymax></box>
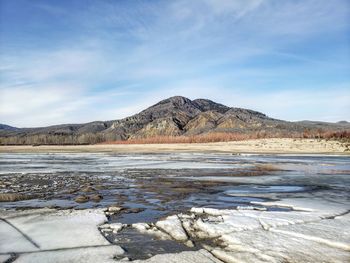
<box><xmin>192</xmin><ymin>99</ymin><xmax>230</xmax><ymax>113</ymax></box>
<box><xmin>1</xmin><ymin>96</ymin><xmax>348</xmax><ymax>145</ymax></box>
<box><xmin>162</xmin><ymin>96</ymin><xmax>192</xmax><ymax>105</ymax></box>
<box><xmin>140</xmin><ymin>96</ymin><xmax>201</xmax><ymax>119</ymax></box>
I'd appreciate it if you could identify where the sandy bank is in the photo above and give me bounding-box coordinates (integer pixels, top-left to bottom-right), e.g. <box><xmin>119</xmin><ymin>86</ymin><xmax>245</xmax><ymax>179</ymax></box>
<box><xmin>0</xmin><ymin>138</ymin><xmax>349</xmax><ymax>154</ymax></box>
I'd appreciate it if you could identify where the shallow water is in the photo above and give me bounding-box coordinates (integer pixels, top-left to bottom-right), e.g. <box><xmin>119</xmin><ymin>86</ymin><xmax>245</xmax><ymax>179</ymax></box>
<box><xmin>1</xmin><ymin>153</ymin><xmax>349</xmax><ymax>259</ymax></box>
<box><xmin>1</xmin><ymin>153</ymin><xmax>349</xmax><ymax>213</ymax></box>
<box><xmin>105</xmin><ymin>227</ymin><xmax>197</xmax><ymax>260</ymax></box>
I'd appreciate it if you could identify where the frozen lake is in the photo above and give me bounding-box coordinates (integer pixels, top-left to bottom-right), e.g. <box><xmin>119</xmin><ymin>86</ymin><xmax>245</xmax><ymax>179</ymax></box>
<box><xmin>0</xmin><ymin>153</ymin><xmax>349</xmax><ymax>261</ymax></box>
<box><xmin>1</xmin><ymin>153</ymin><xmax>349</xmax><ymax>211</ymax></box>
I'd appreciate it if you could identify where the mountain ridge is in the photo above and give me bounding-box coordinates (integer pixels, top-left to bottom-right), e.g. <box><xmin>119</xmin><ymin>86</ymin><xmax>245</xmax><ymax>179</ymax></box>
<box><xmin>1</xmin><ymin>96</ymin><xmax>349</xmax><ymax>145</ymax></box>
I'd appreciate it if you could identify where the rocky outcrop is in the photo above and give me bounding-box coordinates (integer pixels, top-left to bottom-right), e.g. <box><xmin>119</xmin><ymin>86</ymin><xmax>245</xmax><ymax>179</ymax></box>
<box><xmin>1</xmin><ymin>96</ymin><xmax>349</xmax><ymax>145</ymax></box>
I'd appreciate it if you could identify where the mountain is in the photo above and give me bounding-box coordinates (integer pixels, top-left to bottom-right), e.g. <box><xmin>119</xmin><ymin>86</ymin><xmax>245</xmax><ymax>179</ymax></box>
<box><xmin>1</xmin><ymin>96</ymin><xmax>349</xmax><ymax>145</ymax></box>
<box><xmin>0</xmin><ymin>124</ymin><xmax>19</xmax><ymax>131</ymax></box>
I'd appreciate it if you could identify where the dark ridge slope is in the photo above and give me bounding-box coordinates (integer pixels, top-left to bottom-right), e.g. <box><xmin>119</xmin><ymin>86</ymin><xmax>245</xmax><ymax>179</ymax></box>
<box><xmin>1</xmin><ymin>96</ymin><xmax>349</xmax><ymax>145</ymax></box>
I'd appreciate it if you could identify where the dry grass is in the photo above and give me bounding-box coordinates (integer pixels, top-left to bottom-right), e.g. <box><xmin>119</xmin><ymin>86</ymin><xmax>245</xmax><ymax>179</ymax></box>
<box><xmin>102</xmin><ymin>130</ymin><xmax>350</xmax><ymax>145</ymax></box>
<box><xmin>303</xmin><ymin>130</ymin><xmax>350</xmax><ymax>141</ymax></box>
<box><xmin>103</xmin><ymin>132</ymin><xmax>272</xmax><ymax>144</ymax></box>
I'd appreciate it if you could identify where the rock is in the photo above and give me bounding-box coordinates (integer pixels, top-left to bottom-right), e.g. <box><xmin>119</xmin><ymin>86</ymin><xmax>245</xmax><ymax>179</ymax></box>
<box><xmin>64</xmin><ymin>189</ymin><xmax>78</xmax><ymax>194</ymax></box>
<box><xmin>75</xmin><ymin>195</ymin><xmax>89</xmax><ymax>203</ymax></box>
<box><xmin>0</xmin><ymin>193</ymin><xmax>31</xmax><ymax>202</ymax></box>
<box><xmin>90</xmin><ymin>194</ymin><xmax>103</xmax><ymax>202</ymax></box>
<box><xmin>81</xmin><ymin>186</ymin><xmax>96</xmax><ymax>192</ymax></box>
<box><xmin>126</xmin><ymin>208</ymin><xmax>145</xmax><ymax>213</ymax></box>
<box><xmin>95</xmin><ymin>185</ymin><xmax>104</xmax><ymax>190</ymax></box>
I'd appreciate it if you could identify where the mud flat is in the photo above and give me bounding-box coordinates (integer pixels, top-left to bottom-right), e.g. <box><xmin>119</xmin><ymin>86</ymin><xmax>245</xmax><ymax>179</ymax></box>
<box><xmin>0</xmin><ymin>153</ymin><xmax>349</xmax><ymax>262</ymax></box>
<box><xmin>1</xmin><ymin>138</ymin><xmax>349</xmax><ymax>154</ymax></box>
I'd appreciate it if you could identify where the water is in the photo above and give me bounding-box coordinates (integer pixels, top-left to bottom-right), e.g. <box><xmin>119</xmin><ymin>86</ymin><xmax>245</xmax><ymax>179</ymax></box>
<box><xmin>1</xmin><ymin>153</ymin><xmax>349</xmax><ymax>213</ymax></box>
<box><xmin>104</xmin><ymin>228</ymin><xmax>196</xmax><ymax>260</ymax></box>
<box><xmin>1</xmin><ymin>152</ymin><xmax>349</xmax><ymax>259</ymax></box>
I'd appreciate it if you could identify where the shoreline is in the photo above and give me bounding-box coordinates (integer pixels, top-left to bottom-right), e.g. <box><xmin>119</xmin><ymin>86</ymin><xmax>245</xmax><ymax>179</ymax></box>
<box><xmin>0</xmin><ymin>138</ymin><xmax>349</xmax><ymax>155</ymax></box>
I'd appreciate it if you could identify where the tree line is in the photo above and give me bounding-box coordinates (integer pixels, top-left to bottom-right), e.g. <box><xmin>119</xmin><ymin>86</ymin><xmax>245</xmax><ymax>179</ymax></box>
<box><xmin>0</xmin><ymin>133</ymin><xmax>120</xmax><ymax>145</ymax></box>
<box><xmin>1</xmin><ymin>129</ymin><xmax>349</xmax><ymax>145</ymax></box>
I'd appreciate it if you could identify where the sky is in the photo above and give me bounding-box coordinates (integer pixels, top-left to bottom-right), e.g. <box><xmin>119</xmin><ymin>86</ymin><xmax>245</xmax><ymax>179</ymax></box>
<box><xmin>0</xmin><ymin>0</ymin><xmax>349</xmax><ymax>127</ymax></box>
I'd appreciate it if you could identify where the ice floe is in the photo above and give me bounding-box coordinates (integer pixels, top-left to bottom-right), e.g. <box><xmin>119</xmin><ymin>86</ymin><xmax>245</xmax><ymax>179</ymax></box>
<box><xmin>132</xmin><ymin>197</ymin><xmax>350</xmax><ymax>262</ymax></box>
<box><xmin>0</xmin><ymin>208</ymin><xmax>125</xmax><ymax>262</ymax></box>
<box><xmin>131</xmin><ymin>249</ymin><xmax>222</xmax><ymax>263</ymax></box>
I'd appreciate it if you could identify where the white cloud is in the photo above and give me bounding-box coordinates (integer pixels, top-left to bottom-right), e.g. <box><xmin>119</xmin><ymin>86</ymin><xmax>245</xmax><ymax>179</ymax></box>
<box><xmin>2</xmin><ymin>49</ymin><xmax>103</xmax><ymax>83</ymax></box>
<box><xmin>0</xmin><ymin>0</ymin><xmax>349</xmax><ymax>126</ymax></box>
<box><xmin>0</xmin><ymin>83</ymin><xmax>140</xmax><ymax>127</ymax></box>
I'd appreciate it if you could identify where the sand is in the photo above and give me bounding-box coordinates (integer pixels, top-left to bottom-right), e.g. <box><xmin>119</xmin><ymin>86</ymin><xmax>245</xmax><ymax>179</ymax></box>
<box><xmin>0</xmin><ymin>138</ymin><xmax>348</xmax><ymax>154</ymax></box>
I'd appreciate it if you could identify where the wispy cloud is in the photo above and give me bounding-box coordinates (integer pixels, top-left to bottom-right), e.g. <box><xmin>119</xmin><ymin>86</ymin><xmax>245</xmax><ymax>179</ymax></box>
<box><xmin>0</xmin><ymin>0</ymin><xmax>349</xmax><ymax>126</ymax></box>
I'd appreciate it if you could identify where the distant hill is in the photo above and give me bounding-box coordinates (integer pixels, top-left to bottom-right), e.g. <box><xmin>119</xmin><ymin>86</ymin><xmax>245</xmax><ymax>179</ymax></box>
<box><xmin>0</xmin><ymin>124</ymin><xmax>19</xmax><ymax>131</ymax></box>
<box><xmin>1</xmin><ymin>96</ymin><xmax>349</xmax><ymax>145</ymax></box>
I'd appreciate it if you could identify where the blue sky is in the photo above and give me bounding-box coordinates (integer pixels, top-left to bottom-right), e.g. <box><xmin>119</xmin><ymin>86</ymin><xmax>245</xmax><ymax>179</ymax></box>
<box><xmin>0</xmin><ymin>0</ymin><xmax>349</xmax><ymax>127</ymax></box>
